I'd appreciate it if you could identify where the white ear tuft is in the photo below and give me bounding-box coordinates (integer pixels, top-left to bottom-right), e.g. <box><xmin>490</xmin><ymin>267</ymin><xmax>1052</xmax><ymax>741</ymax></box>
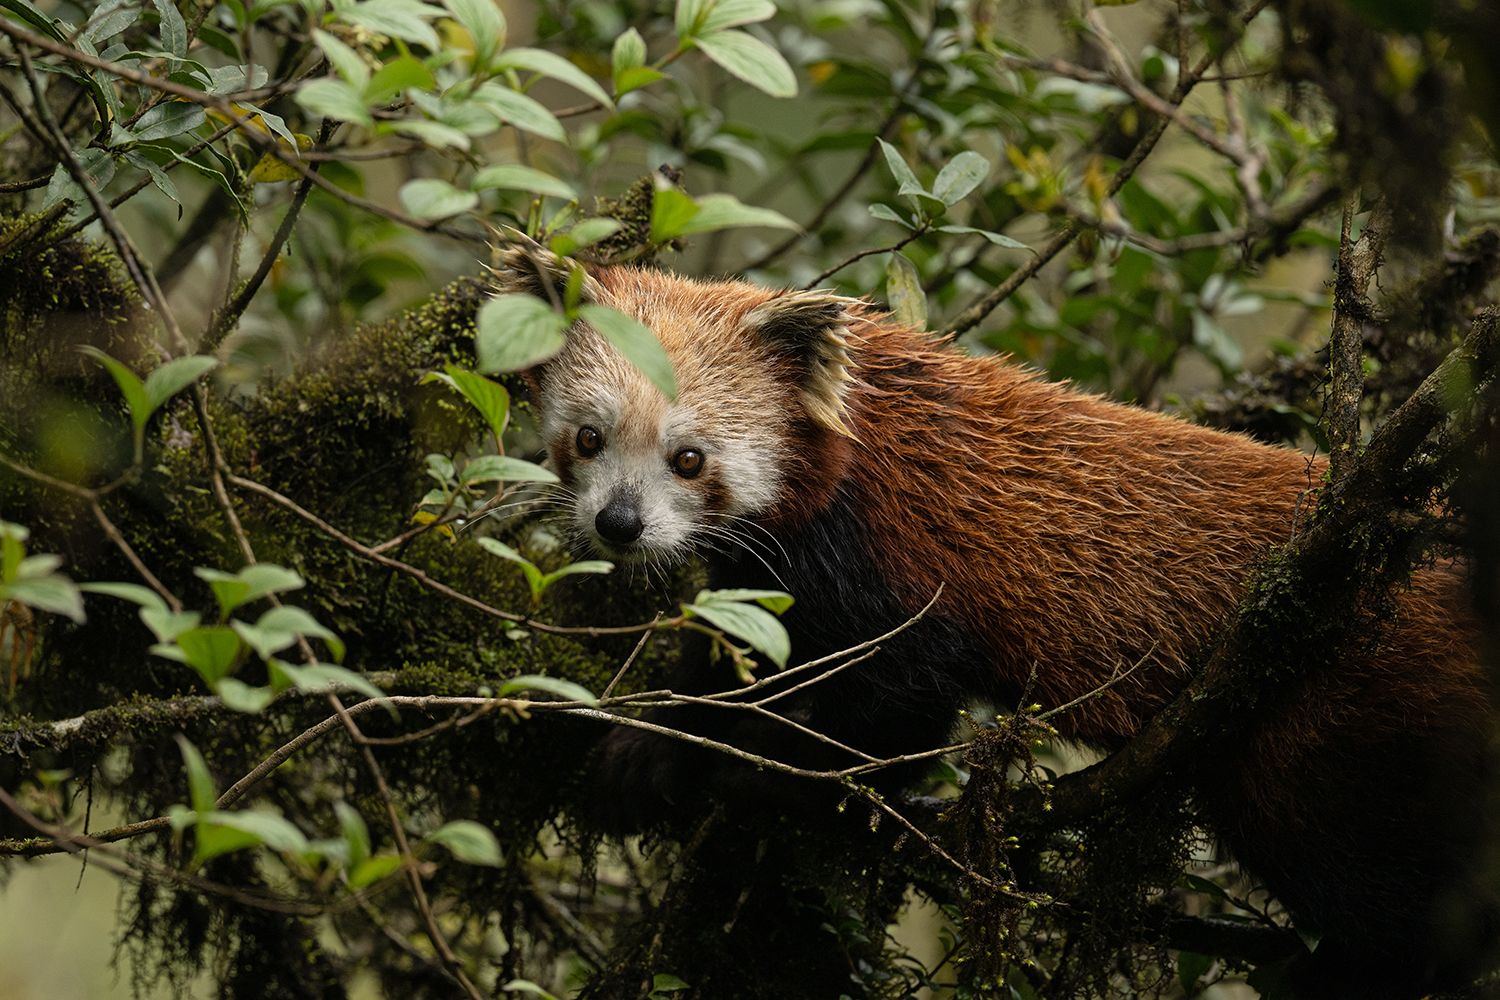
<box><xmin>743</xmin><ymin>291</ymin><xmax>862</xmax><ymax>437</ymax></box>
<box><xmin>485</xmin><ymin>234</ymin><xmax>604</xmax><ymax>303</ymax></box>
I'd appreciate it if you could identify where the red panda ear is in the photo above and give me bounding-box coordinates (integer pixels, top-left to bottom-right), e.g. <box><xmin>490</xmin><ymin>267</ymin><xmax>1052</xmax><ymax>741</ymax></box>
<box><xmin>743</xmin><ymin>290</ymin><xmax>861</xmax><ymax>438</ymax></box>
<box><xmin>486</xmin><ymin>239</ymin><xmax>603</xmax><ymax>305</ymax></box>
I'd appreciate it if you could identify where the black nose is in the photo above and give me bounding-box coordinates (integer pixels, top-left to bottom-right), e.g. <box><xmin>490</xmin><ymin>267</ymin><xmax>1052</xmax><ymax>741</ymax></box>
<box><xmin>595</xmin><ymin>495</ymin><xmax>644</xmax><ymax>544</ymax></box>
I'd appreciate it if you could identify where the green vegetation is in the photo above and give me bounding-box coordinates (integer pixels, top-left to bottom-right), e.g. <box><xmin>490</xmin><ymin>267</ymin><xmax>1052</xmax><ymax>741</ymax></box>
<box><xmin>1</xmin><ymin>0</ymin><xmax>1498</xmax><ymax>997</ymax></box>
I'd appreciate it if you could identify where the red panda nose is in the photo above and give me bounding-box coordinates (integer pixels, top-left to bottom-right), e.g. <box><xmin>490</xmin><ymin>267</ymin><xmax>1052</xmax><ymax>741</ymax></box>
<box><xmin>595</xmin><ymin>495</ymin><xmax>644</xmax><ymax>544</ymax></box>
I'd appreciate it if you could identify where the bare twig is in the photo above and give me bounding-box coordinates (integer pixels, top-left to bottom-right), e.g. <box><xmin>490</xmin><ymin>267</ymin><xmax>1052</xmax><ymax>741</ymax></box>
<box><xmin>600</xmin><ymin>622</ymin><xmax>659</xmax><ymax>700</ymax></box>
<box><xmin>801</xmin><ymin>224</ymin><xmax>931</xmax><ymax>290</ymax></box>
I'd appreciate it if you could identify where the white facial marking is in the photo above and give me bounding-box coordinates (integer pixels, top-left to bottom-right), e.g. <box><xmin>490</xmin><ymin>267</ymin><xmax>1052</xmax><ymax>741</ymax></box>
<box><xmin>539</xmin><ymin>373</ymin><xmax>788</xmax><ymax>565</ymax></box>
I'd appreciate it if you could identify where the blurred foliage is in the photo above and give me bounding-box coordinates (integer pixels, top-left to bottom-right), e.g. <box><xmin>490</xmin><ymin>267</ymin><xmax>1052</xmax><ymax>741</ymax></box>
<box><xmin>0</xmin><ymin>0</ymin><xmax>1498</xmax><ymax>997</ymax></box>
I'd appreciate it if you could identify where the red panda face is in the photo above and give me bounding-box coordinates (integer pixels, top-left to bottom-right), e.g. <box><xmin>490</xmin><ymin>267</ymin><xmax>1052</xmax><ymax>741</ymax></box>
<box><xmin>507</xmin><ymin>260</ymin><xmax>859</xmax><ymax>569</ymax></box>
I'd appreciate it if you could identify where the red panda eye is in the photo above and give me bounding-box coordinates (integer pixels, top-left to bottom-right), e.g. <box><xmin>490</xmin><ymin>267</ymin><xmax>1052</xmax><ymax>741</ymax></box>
<box><xmin>577</xmin><ymin>426</ymin><xmax>603</xmax><ymax>457</ymax></box>
<box><xmin>672</xmin><ymin>449</ymin><xmax>704</xmax><ymax>478</ymax></box>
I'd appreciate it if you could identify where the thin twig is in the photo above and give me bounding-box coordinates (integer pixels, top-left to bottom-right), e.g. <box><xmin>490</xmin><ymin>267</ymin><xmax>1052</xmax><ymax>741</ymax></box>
<box><xmin>944</xmin><ymin>0</ymin><xmax>1274</xmax><ymax>336</ymax></box>
<box><xmin>0</xmin><ymin>20</ymin><xmax>480</xmax><ymax>242</ymax></box>
<box><xmin>742</xmin><ymin>99</ymin><xmax>910</xmax><ymax>272</ymax></box>
<box><xmin>801</xmin><ymin>224</ymin><xmax>930</xmax><ymax>290</ymax></box>
<box><xmin>600</xmin><ymin>622</ymin><xmax>658</xmax><ymax>700</ymax></box>
<box><xmin>203</xmin><ymin>119</ymin><xmax>337</xmax><ymax>352</ymax></box>
<box><xmin>226</xmin><ymin>472</ymin><xmax>666</xmax><ymax>637</ymax></box>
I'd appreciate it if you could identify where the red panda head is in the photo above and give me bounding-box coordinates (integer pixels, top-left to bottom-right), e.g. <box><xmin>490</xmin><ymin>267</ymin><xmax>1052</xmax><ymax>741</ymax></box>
<box><xmin>494</xmin><ymin>248</ymin><xmax>860</xmax><ymax>566</ymax></box>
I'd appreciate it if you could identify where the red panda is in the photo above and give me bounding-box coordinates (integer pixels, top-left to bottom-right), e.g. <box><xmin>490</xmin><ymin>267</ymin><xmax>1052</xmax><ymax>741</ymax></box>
<box><xmin>504</xmin><ymin>253</ymin><xmax>1493</xmax><ymax>998</ymax></box>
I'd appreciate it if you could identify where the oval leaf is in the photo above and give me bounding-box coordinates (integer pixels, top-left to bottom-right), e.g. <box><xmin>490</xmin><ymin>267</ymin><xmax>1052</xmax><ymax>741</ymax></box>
<box><xmin>931</xmin><ymin>150</ymin><xmax>991</xmax><ymax>206</ymax></box>
<box><xmin>695</xmin><ymin>29</ymin><xmax>797</xmax><ymax>98</ymax></box>
<box><xmin>399</xmin><ymin>178</ymin><xmax>480</xmax><ymax>220</ymax></box>
<box><xmin>471</xmin><ymin>164</ymin><xmax>576</xmax><ymax>201</ymax></box>
<box><xmin>474</xmin><ymin>294</ymin><xmax>571</xmax><ymax>373</ymax></box>
<box><xmin>426</xmin><ymin>819</ymin><xmax>502</xmax><ymax>866</ymax></box>
<box><xmin>578</xmin><ymin>304</ymin><xmax>677</xmax><ymax>400</ymax></box>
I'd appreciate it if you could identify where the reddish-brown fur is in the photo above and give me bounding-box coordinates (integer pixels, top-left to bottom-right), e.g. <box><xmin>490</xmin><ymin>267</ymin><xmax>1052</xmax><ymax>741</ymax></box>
<box><xmin>560</xmin><ymin>266</ymin><xmax>1493</xmax><ymax>995</ymax></box>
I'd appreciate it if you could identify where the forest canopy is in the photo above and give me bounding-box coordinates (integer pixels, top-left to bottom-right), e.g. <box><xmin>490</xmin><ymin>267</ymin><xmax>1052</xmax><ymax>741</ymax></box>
<box><xmin>2</xmin><ymin>0</ymin><xmax>1499</xmax><ymax>998</ymax></box>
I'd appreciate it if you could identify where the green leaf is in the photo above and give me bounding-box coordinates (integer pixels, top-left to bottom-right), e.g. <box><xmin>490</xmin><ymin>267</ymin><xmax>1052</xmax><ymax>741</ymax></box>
<box><xmin>475</xmin><ymin>537</ymin><xmax>544</xmax><ymax>601</ymax></box>
<box><xmin>78</xmin><ymin>2</ymin><xmax>136</xmax><ymax>50</ymax></box>
<box><xmin>683</xmin><ymin>594</ymin><xmax>791</xmax><ymax>667</ymax></box>
<box><xmin>614</xmin><ymin>65</ymin><xmax>666</xmax><ymax>96</ymax></box>
<box><xmin>677</xmin><ymin>192</ymin><xmax>796</xmax><ymax>235</ymax></box>
<box><xmin>472</xmin><ymin>82</ymin><xmax>566</xmax><ymax>140</ymax></box>
<box><xmin>349</xmin><ymin>854</ymin><xmax>403</xmax><ymax>888</ymax></box>
<box><xmin>204</xmin><ymin>809</ymin><xmax>310</xmax><ymax>855</ymax></box>
<box><xmin>143</xmin><ymin>356</ymin><xmax>217</xmax><ymax>412</ymax></box>
<box><xmin>174</xmin><ymin>625</ymin><xmax>244</xmax><ymax>684</ymax></box>
<box><xmin>876</xmin><ymin>138</ymin><xmax>922</xmax><ymax>192</ymax></box>
<box><xmin>78</xmin><ymin>581</ymin><xmax>167</xmax><ymax>613</ymax></box>
<box><xmin>176</xmin><ymin>735</ymin><xmax>218</xmax><ymax>814</ymax></box>
<box><xmin>296</xmin><ymin>78</ymin><xmax>374</xmax><ymax>127</ymax></box>
<box><xmin>242</xmin><ymin>566</ymin><xmax>302</xmax><ymax>607</ymax></box>
<box><xmin>235</xmin><ymin>605</ymin><xmax>345</xmax><ymax>662</ymax></box>
<box><xmin>149</xmin><ymin>0</ymin><xmax>188</xmax><ymax>56</ymax></box>
<box><xmin>389</xmin><ymin>119</ymin><xmax>471</xmax><ymax>150</ymax></box>
<box><xmin>868</xmin><ymin>203</ymin><xmax>912</xmax><ymax>227</ymax></box>
<box><xmin>539</xmin><ymin>561</ymin><xmax>614</xmax><ymax>592</ymax></box>
<box><xmin>502</xmin><ymin>982</ymin><xmax>561</xmax><ymax>1000</ymax></box>
<box><xmin>424</xmin><ymin>364</ymin><xmax>510</xmax><ymax>440</ymax></box>
<box><xmin>312</xmin><ymin>28</ymin><xmax>371</xmax><ymax>90</ymax></box>
<box><xmin>885</xmin><ymin>251</ymin><xmax>927</xmax><ymax>328</ymax></box>
<box><xmin>494</xmin><ymin>48</ymin><xmax>612</xmax><ymax>108</ymax></box>
<box><xmin>471</xmin><ymin>164</ymin><xmax>576</xmax><ymax>201</ymax></box>
<box><xmin>13</xmin><ymin>554</ymin><xmax>59</xmax><ymax>580</ymax></box>
<box><xmin>700</xmin><ymin>0</ymin><xmax>776</xmax><ymax>33</ymax></box>
<box><xmin>335</xmin><ymin>801</ymin><xmax>370</xmax><ymax>868</ymax></box>
<box><xmin>460</xmin><ymin>454</ymin><xmax>559</xmax><ymax>485</ymax></box>
<box><xmin>696</xmin><ymin>588</ymin><xmax>794</xmax><ymax>614</ymax></box>
<box><xmin>79</xmin><ymin>347</ymin><xmax>149</xmax><ymax>432</ymax></box>
<box><xmin>124</xmin><ymin>151</ymin><xmax>181</xmax><ymax>209</ymax></box>
<box><xmin>217</xmin><ymin>678</ymin><xmax>275</xmax><ymax>713</ymax></box>
<box><xmin>473</xmin><ymin>294</ymin><xmax>571</xmax><ymax>373</ymax></box>
<box><xmin>1177</xmin><ymin>951</ymin><xmax>1212</xmax><ymax>996</ymax></box>
<box><xmin>612</xmin><ymin>27</ymin><xmax>647</xmax><ymax>74</ymax></box>
<box><xmin>649</xmin><ymin>185</ymin><xmax>701</xmax><ymax>242</ymax></box>
<box><xmin>131</xmin><ymin>101</ymin><xmax>205</xmax><ymax>142</ymax></box>
<box><xmin>365</xmin><ymin>54</ymin><xmax>436</xmax><ymax>105</ymax></box>
<box><xmin>578</xmin><ymin>304</ymin><xmax>678</xmax><ymax>400</ymax></box>
<box><xmin>675</xmin><ymin>0</ymin><xmax>711</xmax><ymax>37</ymax></box>
<box><xmin>195</xmin><ymin>564</ymin><xmax>304</xmax><ymax>616</ymax></box>
<box><xmin>931</xmin><ymin>150</ymin><xmax>991</xmax><ymax>206</ymax></box>
<box><xmin>549</xmin><ymin>217</ymin><xmax>622</xmax><ymax>256</ymax></box>
<box><xmin>426</xmin><ymin>819</ymin><xmax>502</xmax><ymax>866</ymax></box>
<box><xmin>340</xmin><ymin>0</ymin><xmax>441</xmax><ymax>50</ymax></box>
<box><xmin>496</xmin><ymin>674</ymin><xmax>599</xmax><ymax>705</ymax></box>
<box><xmin>651</xmin><ymin>974</ymin><xmax>691</xmax><ymax>994</ymax></box>
<box><xmin>5</xmin><ymin>575</ymin><xmax>85</xmax><ymax>623</ymax></box>
<box><xmin>400</xmin><ymin>178</ymin><xmax>480</xmax><ymax>220</ymax></box>
<box><xmin>445</xmin><ymin>0</ymin><xmax>506</xmax><ymax>67</ymax></box>
<box><xmin>936</xmin><ymin>224</ymin><xmax>1032</xmax><ymax>251</ymax></box>
<box><xmin>140</xmin><ymin>608</ymin><xmax>201</xmax><ymax>643</ymax></box>
<box><xmin>43</xmin><ymin>147</ymin><xmax>116</xmax><ymax>211</ymax></box>
<box><xmin>694</xmin><ymin>29</ymin><xmax>797</xmax><ymax>98</ymax></box>
<box><xmin>279</xmin><ymin>662</ymin><xmax>387</xmax><ymax>702</ymax></box>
